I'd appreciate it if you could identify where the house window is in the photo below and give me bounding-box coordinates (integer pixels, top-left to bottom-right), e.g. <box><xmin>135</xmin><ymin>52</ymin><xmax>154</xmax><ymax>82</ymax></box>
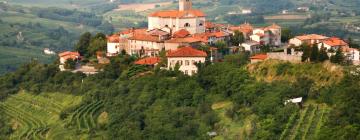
<box><xmin>199</xmin><ymin>23</ymin><xmax>203</xmax><ymax>26</ymax></box>
<box><xmin>165</xmin><ymin>25</ymin><xmax>169</xmax><ymax>27</ymax></box>
<box><xmin>192</xmin><ymin>60</ymin><xmax>196</xmax><ymax>65</ymax></box>
<box><xmin>185</xmin><ymin>60</ymin><xmax>190</xmax><ymax>66</ymax></box>
<box><xmin>184</xmin><ymin>23</ymin><xmax>190</xmax><ymax>27</ymax></box>
<box><xmin>185</xmin><ymin>70</ymin><xmax>188</xmax><ymax>75</ymax></box>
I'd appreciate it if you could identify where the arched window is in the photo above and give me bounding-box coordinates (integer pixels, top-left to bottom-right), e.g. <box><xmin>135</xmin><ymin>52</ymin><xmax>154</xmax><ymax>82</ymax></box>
<box><xmin>165</xmin><ymin>25</ymin><xmax>169</xmax><ymax>27</ymax></box>
<box><xmin>199</xmin><ymin>23</ymin><xmax>203</xmax><ymax>26</ymax></box>
<box><xmin>184</xmin><ymin>23</ymin><xmax>190</xmax><ymax>27</ymax></box>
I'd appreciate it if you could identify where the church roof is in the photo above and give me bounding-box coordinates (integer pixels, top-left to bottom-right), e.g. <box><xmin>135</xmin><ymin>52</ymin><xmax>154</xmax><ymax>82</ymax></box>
<box><xmin>167</xmin><ymin>47</ymin><xmax>207</xmax><ymax>57</ymax></box>
<box><xmin>149</xmin><ymin>10</ymin><xmax>205</xmax><ymax>18</ymax></box>
<box><xmin>173</xmin><ymin>29</ymin><xmax>190</xmax><ymax>38</ymax></box>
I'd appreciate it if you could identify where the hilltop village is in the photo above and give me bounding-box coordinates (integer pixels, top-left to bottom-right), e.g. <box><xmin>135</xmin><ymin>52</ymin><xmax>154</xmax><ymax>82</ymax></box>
<box><xmin>58</xmin><ymin>0</ymin><xmax>359</xmax><ymax>75</ymax></box>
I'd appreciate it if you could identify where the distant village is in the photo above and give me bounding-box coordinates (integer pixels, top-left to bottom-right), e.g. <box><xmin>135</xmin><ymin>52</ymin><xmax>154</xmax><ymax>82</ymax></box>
<box><xmin>56</xmin><ymin>0</ymin><xmax>359</xmax><ymax>76</ymax></box>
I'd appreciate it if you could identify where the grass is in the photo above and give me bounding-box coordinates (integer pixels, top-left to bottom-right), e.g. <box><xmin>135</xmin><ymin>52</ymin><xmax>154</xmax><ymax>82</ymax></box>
<box><xmin>0</xmin><ymin>91</ymin><xmax>106</xmax><ymax>139</ymax></box>
<box><xmin>212</xmin><ymin>101</ymin><xmax>255</xmax><ymax>140</ymax></box>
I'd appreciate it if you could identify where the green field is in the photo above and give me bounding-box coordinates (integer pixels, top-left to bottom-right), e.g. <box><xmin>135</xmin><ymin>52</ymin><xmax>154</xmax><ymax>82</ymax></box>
<box><xmin>0</xmin><ymin>92</ymin><xmax>107</xmax><ymax>139</ymax></box>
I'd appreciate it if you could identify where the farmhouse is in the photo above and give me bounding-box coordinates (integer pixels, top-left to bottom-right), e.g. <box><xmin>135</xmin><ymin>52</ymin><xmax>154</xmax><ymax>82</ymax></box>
<box><xmin>167</xmin><ymin>46</ymin><xmax>207</xmax><ymax>76</ymax></box>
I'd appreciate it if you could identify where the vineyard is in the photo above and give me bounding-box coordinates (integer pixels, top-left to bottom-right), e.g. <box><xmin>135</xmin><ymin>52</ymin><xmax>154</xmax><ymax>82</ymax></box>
<box><xmin>0</xmin><ymin>92</ymin><xmax>107</xmax><ymax>140</ymax></box>
<box><xmin>279</xmin><ymin>104</ymin><xmax>330</xmax><ymax>140</ymax></box>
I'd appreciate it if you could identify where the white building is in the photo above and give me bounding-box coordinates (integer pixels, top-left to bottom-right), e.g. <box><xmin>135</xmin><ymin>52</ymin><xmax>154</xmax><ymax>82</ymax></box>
<box><xmin>249</xmin><ymin>23</ymin><xmax>282</xmax><ymax>46</ymax></box>
<box><xmin>167</xmin><ymin>46</ymin><xmax>207</xmax><ymax>76</ymax></box>
<box><xmin>241</xmin><ymin>41</ymin><xmax>260</xmax><ymax>53</ymax></box>
<box><xmin>148</xmin><ymin>0</ymin><xmax>206</xmax><ymax>34</ymax></box>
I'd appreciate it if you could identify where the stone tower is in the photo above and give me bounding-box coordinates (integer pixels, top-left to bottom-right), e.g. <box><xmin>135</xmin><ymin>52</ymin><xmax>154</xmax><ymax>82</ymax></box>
<box><xmin>179</xmin><ymin>0</ymin><xmax>192</xmax><ymax>11</ymax></box>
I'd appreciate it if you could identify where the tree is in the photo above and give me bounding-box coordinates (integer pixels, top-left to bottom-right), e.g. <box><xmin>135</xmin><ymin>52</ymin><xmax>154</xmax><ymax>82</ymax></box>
<box><xmin>75</xmin><ymin>32</ymin><xmax>92</xmax><ymax>56</ymax></box>
<box><xmin>230</xmin><ymin>30</ymin><xmax>245</xmax><ymax>46</ymax></box>
<box><xmin>310</xmin><ymin>45</ymin><xmax>319</xmax><ymax>62</ymax></box>
<box><xmin>64</xmin><ymin>59</ymin><xmax>76</xmax><ymax>69</ymax></box>
<box><xmin>301</xmin><ymin>44</ymin><xmax>311</xmax><ymax>62</ymax></box>
<box><xmin>318</xmin><ymin>45</ymin><xmax>329</xmax><ymax>62</ymax></box>
<box><xmin>330</xmin><ymin>48</ymin><xmax>344</xmax><ymax>64</ymax></box>
<box><xmin>281</xmin><ymin>28</ymin><xmax>292</xmax><ymax>43</ymax></box>
<box><xmin>348</xmin><ymin>37</ymin><xmax>360</xmax><ymax>49</ymax></box>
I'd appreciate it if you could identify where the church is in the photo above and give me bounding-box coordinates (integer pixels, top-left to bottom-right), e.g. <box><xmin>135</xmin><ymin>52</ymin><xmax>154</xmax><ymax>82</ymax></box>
<box><xmin>148</xmin><ymin>0</ymin><xmax>206</xmax><ymax>34</ymax></box>
<box><xmin>106</xmin><ymin>0</ymin><xmax>229</xmax><ymax>57</ymax></box>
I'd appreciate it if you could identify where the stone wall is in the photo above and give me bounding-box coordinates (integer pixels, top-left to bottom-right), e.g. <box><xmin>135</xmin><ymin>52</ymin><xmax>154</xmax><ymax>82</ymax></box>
<box><xmin>267</xmin><ymin>52</ymin><xmax>302</xmax><ymax>63</ymax></box>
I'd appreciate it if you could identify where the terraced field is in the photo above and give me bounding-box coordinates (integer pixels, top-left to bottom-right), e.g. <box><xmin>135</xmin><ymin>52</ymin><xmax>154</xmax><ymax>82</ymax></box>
<box><xmin>280</xmin><ymin>104</ymin><xmax>330</xmax><ymax>140</ymax></box>
<box><xmin>0</xmin><ymin>92</ymin><xmax>106</xmax><ymax>139</ymax></box>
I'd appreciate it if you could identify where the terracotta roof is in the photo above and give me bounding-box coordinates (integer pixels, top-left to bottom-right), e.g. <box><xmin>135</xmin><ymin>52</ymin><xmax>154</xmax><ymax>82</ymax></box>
<box><xmin>149</xmin><ymin>10</ymin><xmax>206</xmax><ymax>18</ymax></box>
<box><xmin>266</xmin><ymin>23</ymin><xmax>281</xmax><ymax>29</ymax></box>
<box><xmin>59</xmin><ymin>51</ymin><xmax>80</xmax><ymax>57</ymax></box>
<box><xmin>134</xmin><ymin>57</ymin><xmax>161</xmax><ymax>65</ymax></box>
<box><xmin>250</xmin><ymin>54</ymin><xmax>267</xmax><ymax>60</ymax></box>
<box><xmin>229</xmin><ymin>23</ymin><xmax>254</xmax><ymax>34</ymax></box>
<box><xmin>167</xmin><ymin>47</ymin><xmax>207</xmax><ymax>57</ymax></box>
<box><xmin>173</xmin><ymin>29</ymin><xmax>190</xmax><ymax>38</ymax></box>
<box><xmin>148</xmin><ymin>28</ymin><xmax>169</xmax><ymax>36</ymax></box>
<box><xmin>165</xmin><ymin>37</ymin><xmax>202</xmax><ymax>43</ymax></box>
<box><xmin>322</xmin><ymin>37</ymin><xmax>348</xmax><ymax>47</ymax></box>
<box><xmin>295</xmin><ymin>34</ymin><xmax>328</xmax><ymax>41</ymax></box>
<box><xmin>59</xmin><ymin>51</ymin><xmax>80</xmax><ymax>61</ymax></box>
<box><xmin>107</xmin><ymin>34</ymin><xmax>120</xmax><ymax>43</ymax></box>
<box><xmin>128</xmin><ymin>34</ymin><xmax>162</xmax><ymax>42</ymax></box>
<box><xmin>205</xmin><ymin>21</ymin><xmax>215</xmax><ymax>29</ymax></box>
<box><xmin>192</xmin><ymin>31</ymin><xmax>229</xmax><ymax>43</ymax></box>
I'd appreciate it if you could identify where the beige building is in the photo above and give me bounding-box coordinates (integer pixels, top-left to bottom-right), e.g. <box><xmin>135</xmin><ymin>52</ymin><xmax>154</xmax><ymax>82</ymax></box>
<box><xmin>289</xmin><ymin>34</ymin><xmax>329</xmax><ymax>46</ymax></box>
<box><xmin>167</xmin><ymin>47</ymin><xmax>207</xmax><ymax>76</ymax></box>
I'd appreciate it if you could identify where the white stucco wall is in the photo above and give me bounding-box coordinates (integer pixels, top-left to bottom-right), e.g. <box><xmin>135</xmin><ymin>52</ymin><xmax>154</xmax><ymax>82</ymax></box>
<box><xmin>107</xmin><ymin>42</ymin><xmax>120</xmax><ymax>55</ymax></box>
<box><xmin>167</xmin><ymin>57</ymin><xmax>205</xmax><ymax>76</ymax></box>
<box><xmin>289</xmin><ymin>38</ymin><xmax>303</xmax><ymax>46</ymax></box>
<box><xmin>148</xmin><ymin>17</ymin><xmax>205</xmax><ymax>34</ymax></box>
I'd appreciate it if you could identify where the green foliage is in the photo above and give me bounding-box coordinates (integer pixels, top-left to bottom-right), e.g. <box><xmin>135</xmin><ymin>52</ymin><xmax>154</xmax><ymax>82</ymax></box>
<box><xmin>301</xmin><ymin>44</ymin><xmax>311</xmax><ymax>62</ymax></box>
<box><xmin>281</xmin><ymin>28</ymin><xmax>293</xmax><ymax>43</ymax></box>
<box><xmin>64</xmin><ymin>59</ymin><xmax>76</xmax><ymax>70</ymax></box>
<box><xmin>75</xmin><ymin>32</ymin><xmax>92</xmax><ymax>56</ymax></box>
<box><xmin>223</xmin><ymin>52</ymin><xmax>250</xmax><ymax>67</ymax></box>
<box><xmin>330</xmin><ymin>49</ymin><xmax>345</xmax><ymax>64</ymax></box>
<box><xmin>230</xmin><ymin>30</ymin><xmax>245</xmax><ymax>46</ymax></box>
<box><xmin>318</xmin><ymin>46</ymin><xmax>329</xmax><ymax>62</ymax></box>
<box><xmin>310</xmin><ymin>45</ymin><xmax>319</xmax><ymax>62</ymax></box>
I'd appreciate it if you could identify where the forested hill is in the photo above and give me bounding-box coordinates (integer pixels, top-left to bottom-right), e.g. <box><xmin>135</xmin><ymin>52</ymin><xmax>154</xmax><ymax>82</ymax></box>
<box><xmin>0</xmin><ymin>52</ymin><xmax>359</xmax><ymax>139</ymax></box>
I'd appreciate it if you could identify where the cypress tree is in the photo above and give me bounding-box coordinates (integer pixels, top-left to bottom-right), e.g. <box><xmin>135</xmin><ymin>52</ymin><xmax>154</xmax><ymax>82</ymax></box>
<box><xmin>301</xmin><ymin>44</ymin><xmax>311</xmax><ymax>62</ymax></box>
<box><xmin>310</xmin><ymin>44</ymin><xmax>319</xmax><ymax>62</ymax></box>
<box><xmin>318</xmin><ymin>46</ymin><xmax>329</xmax><ymax>62</ymax></box>
<box><xmin>330</xmin><ymin>48</ymin><xmax>344</xmax><ymax>64</ymax></box>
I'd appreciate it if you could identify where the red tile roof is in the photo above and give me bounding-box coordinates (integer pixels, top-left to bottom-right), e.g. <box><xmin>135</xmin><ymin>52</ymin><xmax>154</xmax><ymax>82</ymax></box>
<box><xmin>165</xmin><ymin>37</ymin><xmax>202</xmax><ymax>43</ymax></box>
<box><xmin>58</xmin><ymin>51</ymin><xmax>80</xmax><ymax>61</ymax></box>
<box><xmin>229</xmin><ymin>23</ymin><xmax>254</xmax><ymax>34</ymax></box>
<box><xmin>295</xmin><ymin>34</ymin><xmax>328</xmax><ymax>41</ymax></box>
<box><xmin>250</xmin><ymin>54</ymin><xmax>267</xmax><ymax>60</ymax></box>
<box><xmin>107</xmin><ymin>34</ymin><xmax>120</xmax><ymax>43</ymax></box>
<box><xmin>205</xmin><ymin>21</ymin><xmax>215</xmax><ymax>29</ymax></box>
<box><xmin>322</xmin><ymin>37</ymin><xmax>348</xmax><ymax>47</ymax></box>
<box><xmin>128</xmin><ymin>34</ymin><xmax>162</xmax><ymax>42</ymax></box>
<box><xmin>173</xmin><ymin>29</ymin><xmax>190</xmax><ymax>38</ymax></box>
<box><xmin>265</xmin><ymin>23</ymin><xmax>281</xmax><ymax>30</ymax></box>
<box><xmin>134</xmin><ymin>57</ymin><xmax>161</xmax><ymax>65</ymax></box>
<box><xmin>149</xmin><ymin>10</ymin><xmax>206</xmax><ymax>18</ymax></box>
<box><xmin>167</xmin><ymin>47</ymin><xmax>207</xmax><ymax>57</ymax></box>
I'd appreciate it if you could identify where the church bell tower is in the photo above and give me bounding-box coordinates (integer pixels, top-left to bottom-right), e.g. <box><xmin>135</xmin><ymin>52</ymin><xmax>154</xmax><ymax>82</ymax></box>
<box><xmin>179</xmin><ymin>0</ymin><xmax>192</xmax><ymax>11</ymax></box>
